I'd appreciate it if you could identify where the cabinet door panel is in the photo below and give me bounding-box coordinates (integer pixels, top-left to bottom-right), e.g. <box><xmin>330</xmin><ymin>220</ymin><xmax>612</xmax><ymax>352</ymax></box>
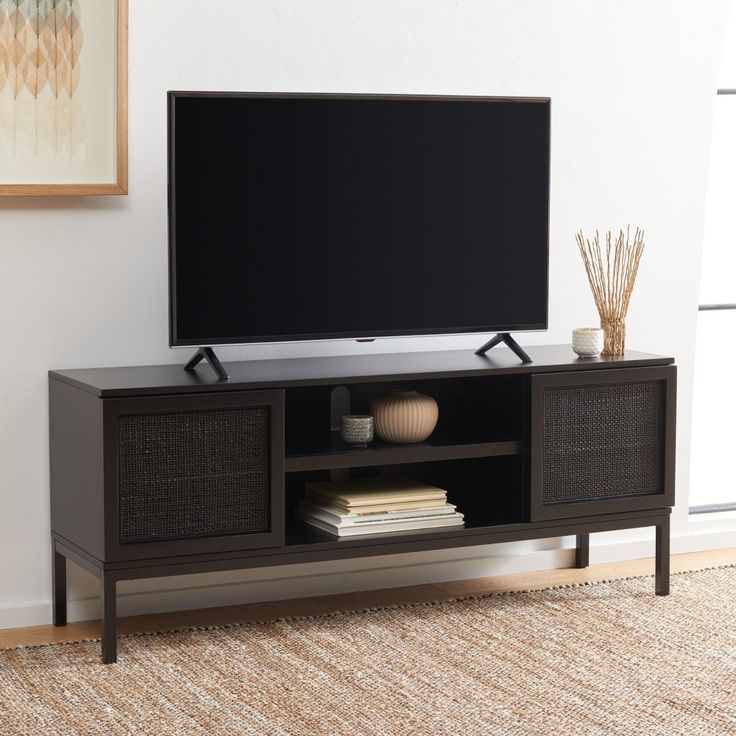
<box><xmin>104</xmin><ymin>390</ymin><xmax>284</xmax><ymax>561</ymax></box>
<box><xmin>529</xmin><ymin>367</ymin><xmax>675</xmax><ymax>521</ymax></box>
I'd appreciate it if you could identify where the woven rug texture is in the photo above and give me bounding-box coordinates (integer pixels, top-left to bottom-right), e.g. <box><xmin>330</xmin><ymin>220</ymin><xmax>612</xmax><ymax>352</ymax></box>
<box><xmin>1</xmin><ymin>566</ymin><xmax>735</xmax><ymax>736</ymax></box>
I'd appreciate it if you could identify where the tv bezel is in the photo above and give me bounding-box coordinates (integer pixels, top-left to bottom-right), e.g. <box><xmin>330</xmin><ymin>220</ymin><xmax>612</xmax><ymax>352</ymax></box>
<box><xmin>168</xmin><ymin>91</ymin><xmax>551</xmax><ymax>348</ymax></box>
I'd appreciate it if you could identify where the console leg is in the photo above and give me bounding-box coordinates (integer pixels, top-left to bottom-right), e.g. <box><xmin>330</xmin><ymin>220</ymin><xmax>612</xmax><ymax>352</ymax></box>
<box><xmin>575</xmin><ymin>533</ymin><xmax>590</xmax><ymax>569</ymax></box>
<box><xmin>52</xmin><ymin>547</ymin><xmax>67</xmax><ymax>627</ymax></box>
<box><xmin>101</xmin><ymin>574</ymin><xmax>118</xmax><ymax>664</ymax></box>
<box><xmin>656</xmin><ymin>517</ymin><xmax>670</xmax><ymax>596</ymax></box>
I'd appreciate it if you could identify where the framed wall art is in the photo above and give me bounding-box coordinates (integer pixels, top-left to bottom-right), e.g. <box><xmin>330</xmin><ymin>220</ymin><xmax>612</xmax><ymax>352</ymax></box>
<box><xmin>0</xmin><ymin>0</ymin><xmax>127</xmax><ymax>195</ymax></box>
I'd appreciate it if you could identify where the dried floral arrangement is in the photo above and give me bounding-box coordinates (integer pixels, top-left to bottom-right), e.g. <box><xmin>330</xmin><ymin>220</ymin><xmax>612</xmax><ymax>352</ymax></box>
<box><xmin>576</xmin><ymin>227</ymin><xmax>645</xmax><ymax>356</ymax></box>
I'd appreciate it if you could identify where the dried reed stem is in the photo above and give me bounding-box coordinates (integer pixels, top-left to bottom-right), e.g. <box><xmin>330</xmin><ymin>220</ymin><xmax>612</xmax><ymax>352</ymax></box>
<box><xmin>576</xmin><ymin>227</ymin><xmax>645</xmax><ymax>356</ymax></box>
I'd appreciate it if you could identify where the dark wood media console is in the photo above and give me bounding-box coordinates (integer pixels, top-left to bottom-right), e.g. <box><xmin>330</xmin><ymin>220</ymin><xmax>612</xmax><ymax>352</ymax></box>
<box><xmin>49</xmin><ymin>346</ymin><xmax>676</xmax><ymax>663</ymax></box>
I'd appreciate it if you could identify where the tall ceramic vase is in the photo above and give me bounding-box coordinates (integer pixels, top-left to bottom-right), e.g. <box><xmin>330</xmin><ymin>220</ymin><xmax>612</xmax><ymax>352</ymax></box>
<box><xmin>371</xmin><ymin>390</ymin><xmax>439</xmax><ymax>444</ymax></box>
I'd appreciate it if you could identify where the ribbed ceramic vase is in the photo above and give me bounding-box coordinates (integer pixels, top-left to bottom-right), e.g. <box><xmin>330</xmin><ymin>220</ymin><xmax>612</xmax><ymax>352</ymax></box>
<box><xmin>371</xmin><ymin>390</ymin><xmax>439</xmax><ymax>444</ymax></box>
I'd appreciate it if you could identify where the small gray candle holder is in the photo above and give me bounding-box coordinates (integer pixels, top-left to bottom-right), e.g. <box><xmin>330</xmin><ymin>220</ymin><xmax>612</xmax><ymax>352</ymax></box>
<box><xmin>340</xmin><ymin>415</ymin><xmax>374</xmax><ymax>448</ymax></box>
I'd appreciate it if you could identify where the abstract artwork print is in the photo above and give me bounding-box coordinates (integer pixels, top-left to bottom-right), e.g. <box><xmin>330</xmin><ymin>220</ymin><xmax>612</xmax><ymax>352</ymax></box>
<box><xmin>0</xmin><ymin>0</ymin><xmax>123</xmax><ymax>193</ymax></box>
<box><xmin>0</xmin><ymin>0</ymin><xmax>84</xmax><ymax>161</ymax></box>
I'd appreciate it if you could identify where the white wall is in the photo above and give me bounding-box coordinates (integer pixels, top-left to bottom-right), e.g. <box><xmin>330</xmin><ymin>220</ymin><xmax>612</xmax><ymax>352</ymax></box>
<box><xmin>0</xmin><ymin>0</ymin><xmax>730</xmax><ymax>628</ymax></box>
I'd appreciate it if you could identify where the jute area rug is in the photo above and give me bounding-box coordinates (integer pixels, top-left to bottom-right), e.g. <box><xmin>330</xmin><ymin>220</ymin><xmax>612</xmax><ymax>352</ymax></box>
<box><xmin>1</xmin><ymin>566</ymin><xmax>735</xmax><ymax>736</ymax></box>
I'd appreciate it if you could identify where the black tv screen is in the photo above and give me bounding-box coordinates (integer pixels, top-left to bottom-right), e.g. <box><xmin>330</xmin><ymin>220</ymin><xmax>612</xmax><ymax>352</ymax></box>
<box><xmin>169</xmin><ymin>93</ymin><xmax>550</xmax><ymax>346</ymax></box>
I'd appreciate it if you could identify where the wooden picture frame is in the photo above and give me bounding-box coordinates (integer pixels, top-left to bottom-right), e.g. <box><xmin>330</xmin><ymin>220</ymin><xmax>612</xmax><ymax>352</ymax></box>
<box><xmin>0</xmin><ymin>0</ymin><xmax>128</xmax><ymax>196</ymax></box>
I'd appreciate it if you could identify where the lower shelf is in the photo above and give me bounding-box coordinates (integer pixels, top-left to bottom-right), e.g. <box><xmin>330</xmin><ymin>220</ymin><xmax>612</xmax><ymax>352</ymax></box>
<box><xmin>285</xmin><ymin>454</ymin><xmax>525</xmax><ymax>547</ymax></box>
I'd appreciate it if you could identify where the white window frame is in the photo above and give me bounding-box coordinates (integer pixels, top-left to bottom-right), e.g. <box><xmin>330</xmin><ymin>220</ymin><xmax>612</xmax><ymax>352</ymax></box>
<box><xmin>689</xmin><ymin>87</ymin><xmax>736</xmax><ymax>516</ymax></box>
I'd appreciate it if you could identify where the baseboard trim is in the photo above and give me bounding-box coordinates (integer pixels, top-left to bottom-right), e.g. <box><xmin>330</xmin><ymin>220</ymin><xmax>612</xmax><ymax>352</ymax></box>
<box><xmin>2</xmin><ymin>527</ymin><xmax>734</xmax><ymax>631</ymax></box>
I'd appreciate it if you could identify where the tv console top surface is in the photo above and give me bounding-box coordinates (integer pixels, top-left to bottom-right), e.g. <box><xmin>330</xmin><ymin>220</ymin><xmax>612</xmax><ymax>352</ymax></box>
<box><xmin>49</xmin><ymin>345</ymin><xmax>674</xmax><ymax>398</ymax></box>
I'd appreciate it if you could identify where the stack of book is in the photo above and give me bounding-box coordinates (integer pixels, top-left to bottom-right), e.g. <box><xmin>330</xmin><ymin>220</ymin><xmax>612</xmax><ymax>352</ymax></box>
<box><xmin>295</xmin><ymin>476</ymin><xmax>464</xmax><ymax>537</ymax></box>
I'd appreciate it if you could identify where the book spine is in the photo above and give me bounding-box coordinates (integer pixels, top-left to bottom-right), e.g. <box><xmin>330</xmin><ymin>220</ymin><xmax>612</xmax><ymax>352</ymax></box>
<box><xmin>333</xmin><ymin>516</ymin><xmax>465</xmax><ymax>537</ymax></box>
<box><xmin>305</xmin><ymin>488</ymin><xmax>446</xmax><ymax>508</ymax></box>
<box><xmin>298</xmin><ymin>501</ymin><xmax>458</xmax><ymax>526</ymax></box>
<box><xmin>296</xmin><ymin>509</ymin><xmax>465</xmax><ymax>536</ymax></box>
<box><xmin>303</xmin><ymin>493</ymin><xmax>447</xmax><ymax>514</ymax></box>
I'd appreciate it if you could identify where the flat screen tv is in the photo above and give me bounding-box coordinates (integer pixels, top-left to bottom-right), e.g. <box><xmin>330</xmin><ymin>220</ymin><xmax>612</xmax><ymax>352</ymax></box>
<box><xmin>168</xmin><ymin>92</ymin><xmax>550</xmax><ymax>349</ymax></box>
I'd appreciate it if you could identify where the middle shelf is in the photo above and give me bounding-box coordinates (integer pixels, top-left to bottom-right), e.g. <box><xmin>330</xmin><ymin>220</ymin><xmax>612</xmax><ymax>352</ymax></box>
<box><xmin>285</xmin><ymin>431</ymin><xmax>522</xmax><ymax>473</ymax></box>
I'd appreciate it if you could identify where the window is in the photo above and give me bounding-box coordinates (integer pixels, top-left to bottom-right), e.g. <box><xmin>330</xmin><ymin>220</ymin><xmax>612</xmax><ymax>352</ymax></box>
<box><xmin>689</xmin><ymin>6</ymin><xmax>736</xmax><ymax>513</ymax></box>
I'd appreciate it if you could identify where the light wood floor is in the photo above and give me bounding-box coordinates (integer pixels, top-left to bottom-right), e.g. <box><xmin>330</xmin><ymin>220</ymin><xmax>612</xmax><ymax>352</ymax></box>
<box><xmin>2</xmin><ymin>547</ymin><xmax>735</xmax><ymax>651</ymax></box>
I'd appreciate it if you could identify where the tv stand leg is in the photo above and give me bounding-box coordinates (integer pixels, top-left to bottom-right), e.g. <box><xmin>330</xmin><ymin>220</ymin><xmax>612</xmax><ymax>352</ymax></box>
<box><xmin>52</xmin><ymin>546</ymin><xmax>67</xmax><ymax>627</ymax></box>
<box><xmin>184</xmin><ymin>347</ymin><xmax>230</xmax><ymax>382</ymax></box>
<box><xmin>575</xmin><ymin>533</ymin><xmax>590</xmax><ymax>569</ymax></box>
<box><xmin>101</xmin><ymin>573</ymin><xmax>118</xmax><ymax>664</ymax></box>
<box><xmin>655</xmin><ymin>516</ymin><xmax>670</xmax><ymax>596</ymax></box>
<box><xmin>475</xmin><ymin>333</ymin><xmax>532</xmax><ymax>363</ymax></box>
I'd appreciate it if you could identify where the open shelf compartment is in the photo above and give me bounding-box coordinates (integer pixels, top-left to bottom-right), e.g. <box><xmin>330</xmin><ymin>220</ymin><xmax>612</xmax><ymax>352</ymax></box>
<box><xmin>285</xmin><ymin>455</ymin><xmax>525</xmax><ymax>547</ymax></box>
<box><xmin>284</xmin><ymin>373</ymin><xmax>524</xmax><ymax>473</ymax></box>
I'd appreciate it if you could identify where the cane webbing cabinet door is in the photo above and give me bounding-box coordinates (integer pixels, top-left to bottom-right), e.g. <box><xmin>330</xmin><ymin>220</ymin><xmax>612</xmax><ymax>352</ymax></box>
<box><xmin>103</xmin><ymin>390</ymin><xmax>285</xmax><ymax>561</ymax></box>
<box><xmin>529</xmin><ymin>367</ymin><xmax>676</xmax><ymax>521</ymax></box>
